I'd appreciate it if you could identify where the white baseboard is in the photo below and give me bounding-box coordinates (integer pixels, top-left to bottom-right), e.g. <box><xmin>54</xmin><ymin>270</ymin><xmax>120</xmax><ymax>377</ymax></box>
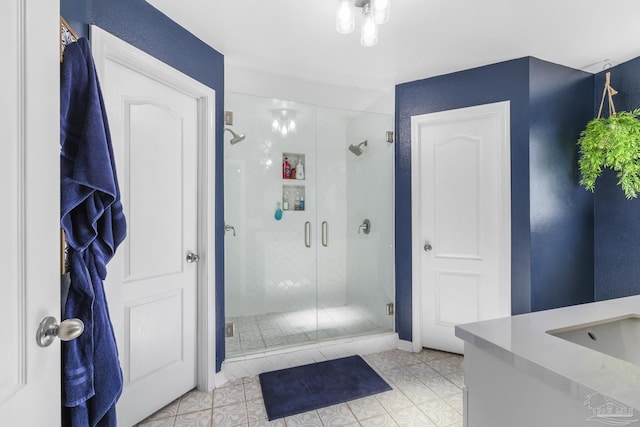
<box><xmin>214</xmin><ymin>371</ymin><xmax>228</xmax><ymax>389</ymax></box>
<box><xmin>198</xmin><ymin>370</ymin><xmax>228</xmax><ymax>392</ymax></box>
<box><xmin>397</xmin><ymin>339</ymin><xmax>416</xmax><ymax>352</ymax></box>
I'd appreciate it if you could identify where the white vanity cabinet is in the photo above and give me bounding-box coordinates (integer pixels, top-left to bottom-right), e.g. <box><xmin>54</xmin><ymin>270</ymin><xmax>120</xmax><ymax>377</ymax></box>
<box><xmin>463</xmin><ymin>344</ymin><xmax>615</xmax><ymax>427</ymax></box>
<box><xmin>456</xmin><ymin>295</ymin><xmax>640</xmax><ymax>427</ymax></box>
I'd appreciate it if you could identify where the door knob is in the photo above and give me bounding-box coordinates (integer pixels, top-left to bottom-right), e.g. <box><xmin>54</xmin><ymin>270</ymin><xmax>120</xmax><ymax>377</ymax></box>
<box><xmin>424</xmin><ymin>243</ymin><xmax>433</xmax><ymax>252</ymax></box>
<box><xmin>186</xmin><ymin>252</ymin><xmax>200</xmax><ymax>263</ymax></box>
<box><xmin>36</xmin><ymin>316</ymin><xmax>84</xmax><ymax>347</ymax></box>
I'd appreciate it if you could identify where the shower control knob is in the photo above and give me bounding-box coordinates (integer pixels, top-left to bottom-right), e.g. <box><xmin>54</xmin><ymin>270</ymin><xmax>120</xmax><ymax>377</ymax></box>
<box><xmin>424</xmin><ymin>243</ymin><xmax>432</xmax><ymax>252</ymax></box>
<box><xmin>186</xmin><ymin>252</ymin><xmax>200</xmax><ymax>263</ymax></box>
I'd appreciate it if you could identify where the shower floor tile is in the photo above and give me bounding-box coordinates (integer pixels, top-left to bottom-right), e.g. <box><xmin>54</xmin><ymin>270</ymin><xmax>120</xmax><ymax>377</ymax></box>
<box><xmin>225</xmin><ymin>305</ymin><xmax>389</xmax><ymax>358</ymax></box>
<box><xmin>136</xmin><ymin>348</ymin><xmax>464</xmax><ymax>427</ymax></box>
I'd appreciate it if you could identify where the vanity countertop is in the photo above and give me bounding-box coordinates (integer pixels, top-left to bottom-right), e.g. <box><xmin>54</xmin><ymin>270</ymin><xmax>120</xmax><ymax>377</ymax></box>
<box><xmin>455</xmin><ymin>295</ymin><xmax>640</xmax><ymax>410</ymax></box>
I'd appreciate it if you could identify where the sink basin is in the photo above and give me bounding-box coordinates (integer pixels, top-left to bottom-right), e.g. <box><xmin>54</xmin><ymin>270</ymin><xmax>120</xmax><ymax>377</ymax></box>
<box><xmin>547</xmin><ymin>315</ymin><xmax>640</xmax><ymax>365</ymax></box>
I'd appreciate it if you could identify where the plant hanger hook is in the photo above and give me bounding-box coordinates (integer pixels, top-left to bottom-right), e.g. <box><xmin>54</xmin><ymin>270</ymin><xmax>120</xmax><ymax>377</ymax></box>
<box><xmin>597</xmin><ymin>71</ymin><xmax>619</xmax><ymax>119</ymax></box>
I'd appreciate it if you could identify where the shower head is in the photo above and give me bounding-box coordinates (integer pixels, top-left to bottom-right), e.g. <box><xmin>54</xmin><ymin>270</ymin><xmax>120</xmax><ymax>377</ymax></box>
<box><xmin>225</xmin><ymin>127</ymin><xmax>246</xmax><ymax>145</ymax></box>
<box><xmin>348</xmin><ymin>140</ymin><xmax>368</xmax><ymax>156</ymax></box>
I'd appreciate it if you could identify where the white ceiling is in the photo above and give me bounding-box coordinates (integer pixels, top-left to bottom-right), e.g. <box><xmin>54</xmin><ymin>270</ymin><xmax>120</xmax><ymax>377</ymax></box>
<box><xmin>146</xmin><ymin>0</ymin><xmax>640</xmax><ymax>91</ymax></box>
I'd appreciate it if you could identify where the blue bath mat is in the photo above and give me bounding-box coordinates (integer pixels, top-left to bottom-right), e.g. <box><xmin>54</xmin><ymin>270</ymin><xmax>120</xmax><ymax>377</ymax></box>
<box><xmin>259</xmin><ymin>355</ymin><xmax>392</xmax><ymax>420</ymax></box>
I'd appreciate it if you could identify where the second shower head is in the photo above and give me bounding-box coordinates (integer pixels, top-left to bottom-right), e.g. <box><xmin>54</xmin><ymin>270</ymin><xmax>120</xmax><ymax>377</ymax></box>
<box><xmin>225</xmin><ymin>127</ymin><xmax>246</xmax><ymax>145</ymax></box>
<box><xmin>348</xmin><ymin>140</ymin><xmax>368</xmax><ymax>156</ymax></box>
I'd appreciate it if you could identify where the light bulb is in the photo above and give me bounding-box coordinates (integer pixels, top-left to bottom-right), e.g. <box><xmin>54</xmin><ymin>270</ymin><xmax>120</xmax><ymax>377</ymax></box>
<box><xmin>336</xmin><ymin>0</ymin><xmax>355</xmax><ymax>34</ymax></box>
<box><xmin>281</xmin><ymin>125</ymin><xmax>289</xmax><ymax>137</ymax></box>
<box><xmin>360</xmin><ymin>4</ymin><xmax>378</xmax><ymax>47</ymax></box>
<box><xmin>272</xmin><ymin>118</ymin><xmax>280</xmax><ymax>132</ymax></box>
<box><xmin>288</xmin><ymin>119</ymin><xmax>297</xmax><ymax>133</ymax></box>
<box><xmin>372</xmin><ymin>0</ymin><xmax>390</xmax><ymax>24</ymax></box>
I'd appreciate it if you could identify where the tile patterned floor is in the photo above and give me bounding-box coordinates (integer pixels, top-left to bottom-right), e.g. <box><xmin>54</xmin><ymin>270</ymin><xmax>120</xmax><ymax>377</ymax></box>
<box><xmin>136</xmin><ymin>348</ymin><xmax>464</xmax><ymax>427</ymax></box>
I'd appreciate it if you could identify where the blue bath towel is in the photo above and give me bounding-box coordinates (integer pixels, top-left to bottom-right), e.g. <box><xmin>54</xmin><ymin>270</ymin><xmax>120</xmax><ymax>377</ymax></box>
<box><xmin>60</xmin><ymin>37</ymin><xmax>126</xmax><ymax>427</ymax></box>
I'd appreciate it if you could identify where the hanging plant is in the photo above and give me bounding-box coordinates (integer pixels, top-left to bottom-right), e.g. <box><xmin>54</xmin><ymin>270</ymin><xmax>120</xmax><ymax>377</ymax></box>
<box><xmin>578</xmin><ymin>72</ymin><xmax>640</xmax><ymax>199</ymax></box>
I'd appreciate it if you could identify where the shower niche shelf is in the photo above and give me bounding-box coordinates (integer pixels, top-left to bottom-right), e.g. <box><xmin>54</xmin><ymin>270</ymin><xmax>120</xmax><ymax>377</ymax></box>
<box><xmin>282</xmin><ymin>184</ymin><xmax>305</xmax><ymax>211</ymax></box>
<box><xmin>282</xmin><ymin>152</ymin><xmax>305</xmax><ymax>181</ymax></box>
<box><xmin>282</xmin><ymin>152</ymin><xmax>306</xmax><ymax>211</ymax></box>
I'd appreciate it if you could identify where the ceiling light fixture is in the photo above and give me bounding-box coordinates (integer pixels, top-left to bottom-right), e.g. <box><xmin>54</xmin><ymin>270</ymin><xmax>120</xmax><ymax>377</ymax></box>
<box><xmin>336</xmin><ymin>0</ymin><xmax>390</xmax><ymax>47</ymax></box>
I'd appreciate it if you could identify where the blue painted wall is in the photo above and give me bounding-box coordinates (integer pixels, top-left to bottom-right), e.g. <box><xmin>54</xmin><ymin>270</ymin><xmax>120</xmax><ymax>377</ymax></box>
<box><xmin>529</xmin><ymin>58</ymin><xmax>594</xmax><ymax>310</ymax></box>
<box><xmin>395</xmin><ymin>58</ymin><xmax>531</xmax><ymax>341</ymax></box>
<box><xmin>60</xmin><ymin>0</ymin><xmax>89</xmax><ymax>38</ymax></box>
<box><xmin>395</xmin><ymin>57</ymin><xmax>594</xmax><ymax>340</ymax></box>
<box><xmin>60</xmin><ymin>0</ymin><xmax>227</xmax><ymax>371</ymax></box>
<box><xmin>594</xmin><ymin>57</ymin><xmax>640</xmax><ymax>300</ymax></box>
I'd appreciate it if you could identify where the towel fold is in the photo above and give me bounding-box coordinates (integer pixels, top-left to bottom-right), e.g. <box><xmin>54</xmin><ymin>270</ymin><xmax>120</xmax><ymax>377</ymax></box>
<box><xmin>60</xmin><ymin>37</ymin><xmax>127</xmax><ymax>427</ymax></box>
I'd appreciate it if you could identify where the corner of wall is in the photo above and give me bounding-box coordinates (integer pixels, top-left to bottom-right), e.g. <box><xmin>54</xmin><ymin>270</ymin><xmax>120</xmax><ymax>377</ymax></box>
<box><xmin>528</xmin><ymin>58</ymin><xmax>595</xmax><ymax>311</ymax></box>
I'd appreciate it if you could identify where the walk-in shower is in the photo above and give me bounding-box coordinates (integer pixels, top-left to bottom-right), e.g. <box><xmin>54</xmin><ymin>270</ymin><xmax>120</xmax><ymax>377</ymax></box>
<box><xmin>223</xmin><ymin>92</ymin><xmax>394</xmax><ymax>358</ymax></box>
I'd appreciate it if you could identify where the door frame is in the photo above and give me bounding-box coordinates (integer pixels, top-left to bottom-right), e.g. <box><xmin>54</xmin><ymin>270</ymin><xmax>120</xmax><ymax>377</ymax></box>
<box><xmin>90</xmin><ymin>26</ymin><xmax>218</xmax><ymax>391</ymax></box>
<box><xmin>410</xmin><ymin>101</ymin><xmax>511</xmax><ymax>352</ymax></box>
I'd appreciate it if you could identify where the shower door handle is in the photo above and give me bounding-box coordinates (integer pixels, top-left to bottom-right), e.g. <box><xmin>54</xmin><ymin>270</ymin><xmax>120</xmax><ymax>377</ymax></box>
<box><xmin>304</xmin><ymin>221</ymin><xmax>311</xmax><ymax>248</ymax></box>
<box><xmin>321</xmin><ymin>221</ymin><xmax>328</xmax><ymax>247</ymax></box>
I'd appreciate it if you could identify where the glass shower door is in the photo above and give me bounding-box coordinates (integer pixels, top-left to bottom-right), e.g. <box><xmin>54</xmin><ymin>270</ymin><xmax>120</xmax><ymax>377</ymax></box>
<box><xmin>223</xmin><ymin>92</ymin><xmax>318</xmax><ymax>357</ymax></box>
<box><xmin>224</xmin><ymin>91</ymin><xmax>395</xmax><ymax>358</ymax></box>
<box><xmin>316</xmin><ymin>107</ymin><xmax>395</xmax><ymax>339</ymax></box>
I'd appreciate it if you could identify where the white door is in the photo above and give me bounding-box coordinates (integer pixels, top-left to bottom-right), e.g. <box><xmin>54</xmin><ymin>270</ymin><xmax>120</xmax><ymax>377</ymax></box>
<box><xmin>0</xmin><ymin>0</ymin><xmax>60</xmax><ymax>424</ymax></box>
<box><xmin>92</xmin><ymin>27</ymin><xmax>208</xmax><ymax>426</ymax></box>
<box><xmin>411</xmin><ymin>101</ymin><xmax>511</xmax><ymax>354</ymax></box>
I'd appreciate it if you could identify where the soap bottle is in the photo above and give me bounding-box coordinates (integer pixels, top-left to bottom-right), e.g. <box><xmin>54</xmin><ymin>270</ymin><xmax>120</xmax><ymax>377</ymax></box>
<box><xmin>299</xmin><ymin>197</ymin><xmax>305</xmax><ymax>210</ymax></box>
<box><xmin>296</xmin><ymin>160</ymin><xmax>305</xmax><ymax>180</ymax></box>
<box><xmin>283</xmin><ymin>157</ymin><xmax>291</xmax><ymax>179</ymax></box>
<box><xmin>294</xmin><ymin>196</ymin><xmax>300</xmax><ymax>211</ymax></box>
